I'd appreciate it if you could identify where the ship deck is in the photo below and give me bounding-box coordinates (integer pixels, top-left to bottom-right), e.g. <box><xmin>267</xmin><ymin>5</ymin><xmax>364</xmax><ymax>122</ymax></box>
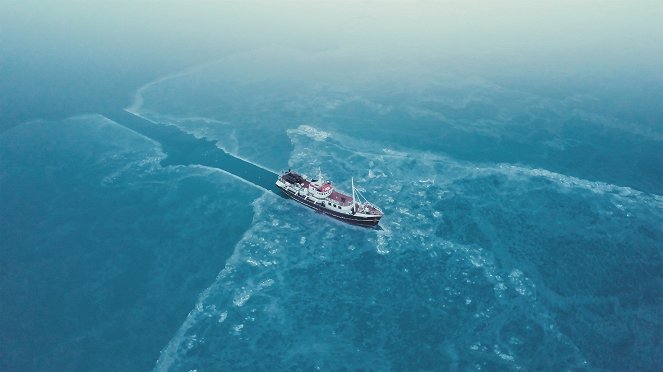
<box><xmin>298</xmin><ymin>179</ymin><xmax>352</xmax><ymax>206</ymax></box>
<box><xmin>328</xmin><ymin>190</ymin><xmax>353</xmax><ymax>206</ymax></box>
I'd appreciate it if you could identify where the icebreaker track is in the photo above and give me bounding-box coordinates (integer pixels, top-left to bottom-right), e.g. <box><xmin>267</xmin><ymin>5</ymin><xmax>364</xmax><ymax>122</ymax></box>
<box><xmin>104</xmin><ymin>110</ymin><xmax>280</xmax><ymax>193</ymax></box>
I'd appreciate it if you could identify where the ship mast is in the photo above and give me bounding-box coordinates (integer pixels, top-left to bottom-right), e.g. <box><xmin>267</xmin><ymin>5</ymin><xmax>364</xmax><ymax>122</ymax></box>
<box><xmin>351</xmin><ymin>177</ymin><xmax>356</xmax><ymax>204</ymax></box>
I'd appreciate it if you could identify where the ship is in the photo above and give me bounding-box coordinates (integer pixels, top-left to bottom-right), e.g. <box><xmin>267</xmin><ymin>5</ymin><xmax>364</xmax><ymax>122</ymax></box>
<box><xmin>275</xmin><ymin>169</ymin><xmax>384</xmax><ymax>227</ymax></box>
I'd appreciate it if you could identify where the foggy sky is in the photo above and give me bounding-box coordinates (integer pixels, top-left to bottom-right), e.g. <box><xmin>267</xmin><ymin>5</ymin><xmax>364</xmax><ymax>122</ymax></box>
<box><xmin>2</xmin><ymin>0</ymin><xmax>661</xmax><ymax>72</ymax></box>
<box><xmin>1</xmin><ymin>1</ymin><xmax>662</xmax><ymax>127</ymax></box>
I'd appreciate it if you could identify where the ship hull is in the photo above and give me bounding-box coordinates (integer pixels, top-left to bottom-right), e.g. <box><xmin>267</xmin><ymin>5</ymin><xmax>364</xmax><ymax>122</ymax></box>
<box><xmin>278</xmin><ymin>186</ymin><xmax>382</xmax><ymax>227</ymax></box>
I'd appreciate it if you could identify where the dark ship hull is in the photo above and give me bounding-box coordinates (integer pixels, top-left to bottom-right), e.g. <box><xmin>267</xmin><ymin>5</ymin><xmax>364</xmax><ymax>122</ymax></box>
<box><xmin>279</xmin><ymin>186</ymin><xmax>382</xmax><ymax>227</ymax></box>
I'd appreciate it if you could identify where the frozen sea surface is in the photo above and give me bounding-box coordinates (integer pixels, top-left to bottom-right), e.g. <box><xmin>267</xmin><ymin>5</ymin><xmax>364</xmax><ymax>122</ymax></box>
<box><xmin>1</xmin><ymin>48</ymin><xmax>662</xmax><ymax>370</ymax></box>
<box><xmin>134</xmin><ymin>50</ymin><xmax>662</xmax><ymax>370</ymax></box>
<box><xmin>0</xmin><ymin>116</ymin><xmax>261</xmax><ymax>370</ymax></box>
<box><xmin>151</xmin><ymin>130</ymin><xmax>662</xmax><ymax>370</ymax></box>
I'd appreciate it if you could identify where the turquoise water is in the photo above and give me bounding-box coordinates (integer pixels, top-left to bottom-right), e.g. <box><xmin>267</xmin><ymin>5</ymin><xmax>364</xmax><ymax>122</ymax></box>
<box><xmin>1</xmin><ymin>48</ymin><xmax>662</xmax><ymax>370</ymax></box>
